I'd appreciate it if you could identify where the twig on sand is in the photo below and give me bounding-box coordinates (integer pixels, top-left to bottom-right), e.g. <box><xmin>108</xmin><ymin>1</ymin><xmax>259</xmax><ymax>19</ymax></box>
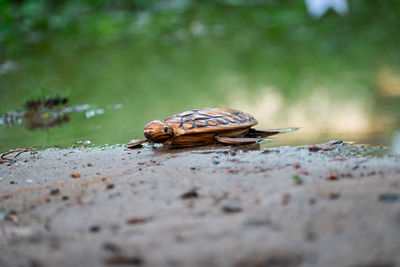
<box><xmin>0</xmin><ymin>147</ymin><xmax>35</xmax><ymax>163</ymax></box>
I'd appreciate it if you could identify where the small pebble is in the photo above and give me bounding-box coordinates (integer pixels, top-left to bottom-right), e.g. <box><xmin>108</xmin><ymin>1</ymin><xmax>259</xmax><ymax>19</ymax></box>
<box><xmin>106</xmin><ymin>184</ymin><xmax>115</xmax><ymax>190</ymax></box>
<box><xmin>0</xmin><ymin>177</ymin><xmax>4</xmax><ymax>181</ymax></box>
<box><xmin>61</xmin><ymin>196</ymin><xmax>69</xmax><ymax>201</ymax></box>
<box><xmin>70</xmin><ymin>173</ymin><xmax>81</xmax><ymax>179</ymax></box>
<box><xmin>180</xmin><ymin>188</ymin><xmax>199</xmax><ymax>199</ymax></box>
<box><xmin>222</xmin><ymin>200</ymin><xmax>242</xmax><ymax>213</ymax></box>
<box><xmin>212</xmin><ymin>157</ymin><xmax>220</xmax><ymax>165</ymax></box>
<box><xmin>89</xmin><ymin>225</ymin><xmax>101</xmax><ymax>233</ymax></box>
<box><xmin>125</xmin><ymin>216</ymin><xmax>150</xmax><ymax>225</ymax></box>
<box><xmin>87</xmin><ymin>163</ymin><xmax>93</xmax><ymax>167</ymax></box>
<box><xmin>49</xmin><ymin>188</ymin><xmax>60</xmax><ymax>195</ymax></box>
<box><xmin>328</xmin><ymin>172</ymin><xmax>338</xmax><ymax>180</ymax></box>
<box><xmin>308</xmin><ymin>145</ymin><xmax>321</xmax><ymax>152</ymax></box>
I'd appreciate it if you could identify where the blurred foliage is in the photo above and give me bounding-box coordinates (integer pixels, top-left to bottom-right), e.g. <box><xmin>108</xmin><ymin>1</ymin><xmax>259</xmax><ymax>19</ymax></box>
<box><xmin>0</xmin><ymin>0</ymin><xmax>155</xmax><ymax>55</ymax></box>
<box><xmin>1</xmin><ymin>0</ymin><xmax>400</xmax><ymax>57</ymax></box>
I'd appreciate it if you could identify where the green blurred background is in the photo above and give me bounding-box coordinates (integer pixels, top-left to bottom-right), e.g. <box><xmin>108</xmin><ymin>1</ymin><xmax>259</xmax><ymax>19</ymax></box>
<box><xmin>0</xmin><ymin>0</ymin><xmax>400</xmax><ymax>151</ymax></box>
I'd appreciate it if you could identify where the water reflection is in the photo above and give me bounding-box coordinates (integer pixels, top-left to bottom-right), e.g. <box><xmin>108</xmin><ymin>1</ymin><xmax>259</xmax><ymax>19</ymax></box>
<box><xmin>0</xmin><ymin>96</ymin><xmax>117</xmax><ymax>131</ymax></box>
<box><xmin>376</xmin><ymin>66</ymin><xmax>400</xmax><ymax>98</ymax></box>
<box><xmin>230</xmin><ymin>89</ymin><xmax>371</xmax><ymax>139</ymax></box>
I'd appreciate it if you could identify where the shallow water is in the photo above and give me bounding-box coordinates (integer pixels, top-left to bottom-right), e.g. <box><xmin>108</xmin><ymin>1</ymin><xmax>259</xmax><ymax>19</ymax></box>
<box><xmin>1</xmin><ymin>5</ymin><xmax>399</xmax><ymax>152</ymax></box>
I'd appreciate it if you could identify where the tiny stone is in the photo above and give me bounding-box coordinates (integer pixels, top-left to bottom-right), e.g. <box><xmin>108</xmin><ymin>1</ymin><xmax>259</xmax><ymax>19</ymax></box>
<box><xmin>212</xmin><ymin>157</ymin><xmax>220</xmax><ymax>165</ymax></box>
<box><xmin>328</xmin><ymin>172</ymin><xmax>338</xmax><ymax>180</ymax></box>
<box><xmin>49</xmin><ymin>188</ymin><xmax>60</xmax><ymax>195</ymax></box>
<box><xmin>106</xmin><ymin>184</ymin><xmax>114</xmax><ymax>190</ymax></box>
<box><xmin>308</xmin><ymin>145</ymin><xmax>321</xmax><ymax>152</ymax></box>
<box><xmin>62</xmin><ymin>196</ymin><xmax>69</xmax><ymax>201</ymax></box>
<box><xmin>180</xmin><ymin>188</ymin><xmax>198</xmax><ymax>199</ymax></box>
<box><xmin>70</xmin><ymin>173</ymin><xmax>81</xmax><ymax>179</ymax></box>
<box><xmin>125</xmin><ymin>216</ymin><xmax>150</xmax><ymax>225</ymax></box>
<box><xmin>222</xmin><ymin>200</ymin><xmax>242</xmax><ymax>213</ymax></box>
<box><xmin>89</xmin><ymin>225</ymin><xmax>101</xmax><ymax>233</ymax></box>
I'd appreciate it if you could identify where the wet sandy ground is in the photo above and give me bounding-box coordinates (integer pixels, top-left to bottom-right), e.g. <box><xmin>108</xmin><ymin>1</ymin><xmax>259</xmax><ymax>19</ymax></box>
<box><xmin>1</xmin><ymin>142</ymin><xmax>400</xmax><ymax>267</ymax></box>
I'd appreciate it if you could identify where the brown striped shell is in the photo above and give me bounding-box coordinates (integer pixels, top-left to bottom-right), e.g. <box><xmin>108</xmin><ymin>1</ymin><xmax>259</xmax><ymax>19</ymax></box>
<box><xmin>164</xmin><ymin>108</ymin><xmax>258</xmax><ymax>135</ymax></box>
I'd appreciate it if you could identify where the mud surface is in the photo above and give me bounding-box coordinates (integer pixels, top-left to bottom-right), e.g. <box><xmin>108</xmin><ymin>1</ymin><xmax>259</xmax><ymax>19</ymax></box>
<box><xmin>1</xmin><ymin>142</ymin><xmax>400</xmax><ymax>267</ymax></box>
